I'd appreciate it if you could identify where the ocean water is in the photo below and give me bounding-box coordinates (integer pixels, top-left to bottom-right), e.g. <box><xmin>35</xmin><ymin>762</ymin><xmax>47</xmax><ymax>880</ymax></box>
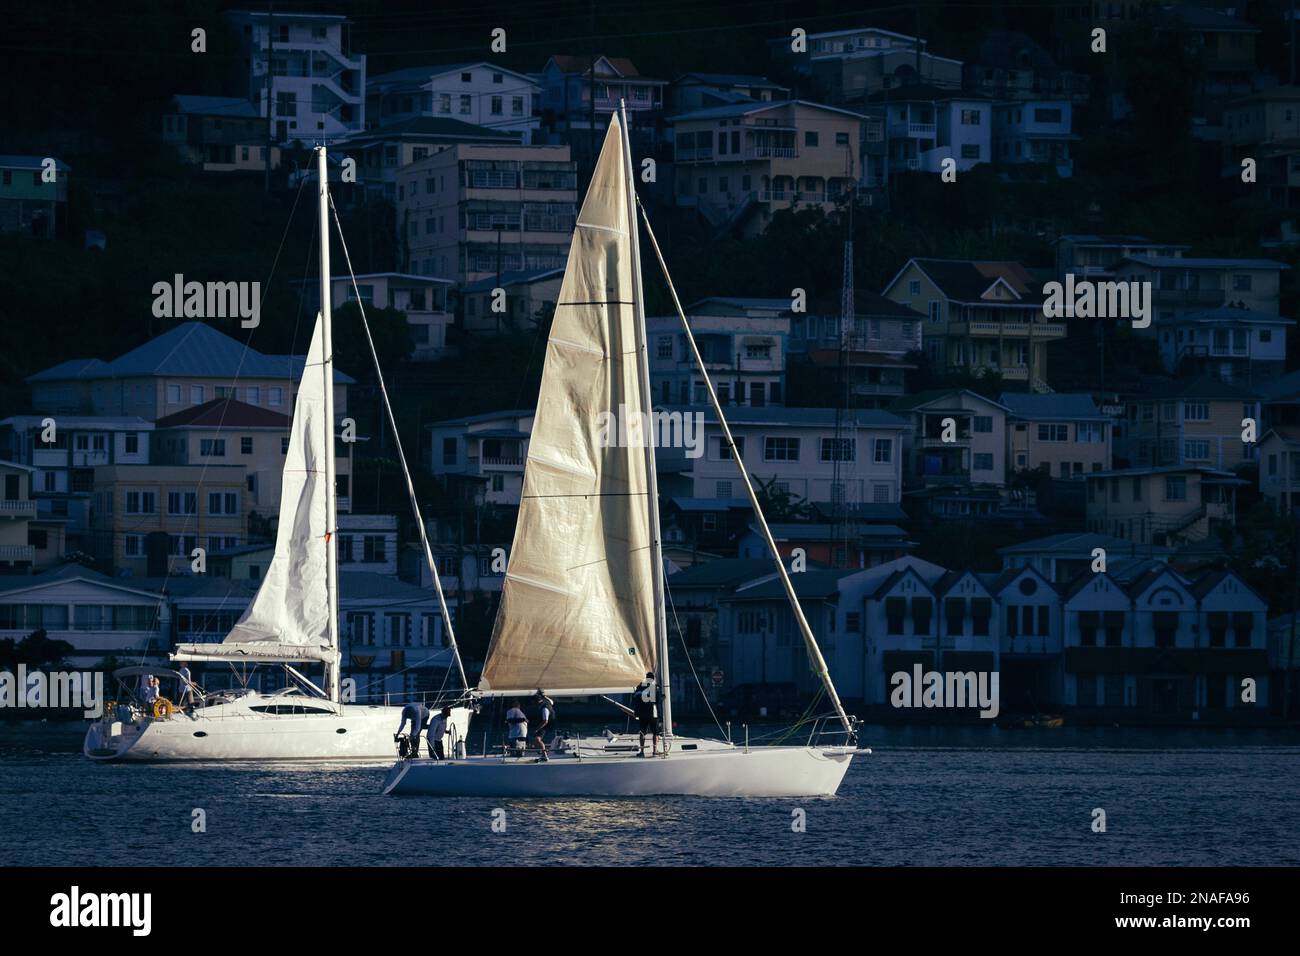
<box><xmin>1</xmin><ymin>721</ymin><xmax>1297</xmax><ymax>866</ymax></box>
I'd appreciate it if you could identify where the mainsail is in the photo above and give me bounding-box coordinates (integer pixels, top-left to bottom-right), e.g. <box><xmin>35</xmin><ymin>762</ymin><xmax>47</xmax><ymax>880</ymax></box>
<box><xmin>173</xmin><ymin>314</ymin><xmax>333</xmax><ymax>663</ymax></box>
<box><xmin>478</xmin><ymin>114</ymin><xmax>657</xmax><ymax>695</ymax></box>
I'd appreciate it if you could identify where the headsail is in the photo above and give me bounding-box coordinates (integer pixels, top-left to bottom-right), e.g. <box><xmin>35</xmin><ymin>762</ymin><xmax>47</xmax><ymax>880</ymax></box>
<box><xmin>477</xmin><ymin>114</ymin><xmax>657</xmax><ymax>696</ymax></box>
<box><xmin>173</xmin><ymin>314</ymin><xmax>333</xmax><ymax>663</ymax></box>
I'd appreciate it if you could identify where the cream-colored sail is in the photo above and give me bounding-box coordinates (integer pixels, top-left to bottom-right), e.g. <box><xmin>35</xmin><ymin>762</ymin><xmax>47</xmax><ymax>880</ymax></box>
<box><xmin>478</xmin><ymin>115</ymin><xmax>657</xmax><ymax>695</ymax></box>
<box><xmin>174</xmin><ymin>314</ymin><xmax>333</xmax><ymax>663</ymax></box>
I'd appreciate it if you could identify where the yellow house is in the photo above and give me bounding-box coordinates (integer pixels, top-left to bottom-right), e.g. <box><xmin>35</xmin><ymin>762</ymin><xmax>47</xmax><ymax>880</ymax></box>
<box><xmin>1119</xmin><ymin>376</ymin><xmax>1258</xmax><ymax>470</ymax></box>
<box><xmin>0</xmin><ymin>460</ymin><xmax>37</xmax><ymax>573</ymax></box>
<box><xmin>883</xmin><ymin>258</ymin><xmax>1066</xmax><ymax>392</ymax></box>
<box><xmin>1084</xmin><ymin>465</ymin><xmax>1243</xmax><ymax>546</ymax></box>
<box><xmin>671</xmin><ymin>99</ymin><xmax>865</xmax><ymax>236</ymax></box>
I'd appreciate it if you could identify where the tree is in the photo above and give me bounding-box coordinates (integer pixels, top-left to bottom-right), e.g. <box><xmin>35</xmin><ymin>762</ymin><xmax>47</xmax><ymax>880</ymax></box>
<box><xmin>0</xmin><ymin>630</ymin><xmax>76</xmax><ymax>668</ymax></box>
<box><xmin>329</xmin><ymin>303</ymin><xmax>413</xmax><ymax>384</ymax></box>
<box><xmin>752</xmin><ymin>474</ymin><xmax>813</xmax><ymax>521</ymax></box>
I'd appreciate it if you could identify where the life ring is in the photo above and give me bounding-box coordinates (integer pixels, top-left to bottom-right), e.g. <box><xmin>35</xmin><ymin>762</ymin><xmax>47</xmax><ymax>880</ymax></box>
<box><xmin>152</xmin><ymin>697</ymin><xmax>174</xmax><ymax>719</ymax></box>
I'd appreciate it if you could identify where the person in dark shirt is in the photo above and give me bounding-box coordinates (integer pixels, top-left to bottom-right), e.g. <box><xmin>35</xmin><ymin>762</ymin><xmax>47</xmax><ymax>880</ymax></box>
<box><xmin>631</xmin><ymin>672</ymin><xmax>660</xmax><ymax>757</ymax></box>
<box><xmin>531</xmin><ymin>690</ymin><xmax>553</xmax><ymax>761</ymax></box>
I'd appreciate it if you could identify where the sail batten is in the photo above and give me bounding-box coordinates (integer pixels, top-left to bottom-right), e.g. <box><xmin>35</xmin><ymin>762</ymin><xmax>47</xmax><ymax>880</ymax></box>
<box><xmin>477</xmin><ymin>114</ymin><xmax>658</xmax><ymax>695</ymax></box>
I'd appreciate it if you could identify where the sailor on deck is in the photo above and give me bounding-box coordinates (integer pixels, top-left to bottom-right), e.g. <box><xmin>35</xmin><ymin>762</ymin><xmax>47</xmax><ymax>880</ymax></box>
<box><xmin>632</xmin><ymin>672</ymin><xmax>660</xmax><ymax>757</ymax></box>
<box><xmin>505</xmin><ymin>699</ymin><xmax>528</xmax><ymax>755</ymax></box>
<box><xmin>427</xmin><ymin>706</ymin><xmax>453</xmax><ymax>760</ymax></box>
<box><xmin>395</xmin><ymin>701</ymin><xmax>430</xmax><ymax>758</ymax></box>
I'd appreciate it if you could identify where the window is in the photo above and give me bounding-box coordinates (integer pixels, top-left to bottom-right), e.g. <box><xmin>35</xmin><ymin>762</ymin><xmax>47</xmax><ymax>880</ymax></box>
<box><xmin>1260</xmin><ymin>329</ymin><xmax>1272</xmax><ymax>343</ymax></box>
<box><xmin>819</xmin><ymin>438</ymin><xmax>855</xmax><ymax>462</ymax></box>
<box><xmin>190</xmin><ymin>385</ymin><xmax>204</xmax><ymax>404</ymax></box>
<box><xmin>1184</xmin><ymin>402</ymin><xmax>1209</xmax><ymax>422</ymax></box>
<box><xmin>1078</xmin><ymin>610</ymin><xmax>1098</xmax><ymax>646</ymax></box>
<box><xmin>973</xmin><ymin>453</ymin><xmax>993</xmax><ymax>471</ymax></box>
<box><xmin>281</xmin><ymin>437</ymin><xmax>290</xmax><ymax>455</ymax></box>
<box><xmin>1232</xmin><ymin>611</ymin><xmax>1253</xmax><ymax>648</ymax></box>
<box><xmin>199</xmin><ymin>439</ymin><xmax>226</xmax><ymax>457</ymax></box>
<box><xmin>763</xmin><ymin>437</ymin><xmax>800</xmax><ymax>461</ymax></box>
<box><xmin>960</xmin><ymin>109</ymin><xmax>981</xmax><ymax>125</ymax></box>
<box><xmin>835</xmin><ymin>131</ymin><xmax>849</xmax><ymax>146</ymax></box>
<box><xmin>885</xmin><ymin>597</ymin><xmax>906</xmax><ymax>635</ymax></box>
<box><xmin>363</xmin><ymin>535</ymin><xmax>387</xmax><ymax>563</ymax></box>
<box><xmin>1232</xmin><ymin>274</ymin><xmax>1253</xmax><ymax>291</ymax></box>
<box><xmin>124</xmin><ymin>433</ymin><xmax>139</xmax><ymax>455</ymax></box>
<box><xmin>717</xmin><ymin>436</ymin><xmax>744</xmax><ymax>461</ymax></box>
<box><xmin>240</xmin><ymin>436</ymin><xmax>253</xmax><ymax>455</ymax></box>
<box><xmin>125</xmin><ymin>490</ymin><xmax>157</xmax><ymax>515</ymax></box>
<box><xmin>1164</xmin><ymin>476</ymin><xmax>1187</xmax><ymax>501</ymax></box>
<box><xmin>269</xmin><ymin>387</ymin><xmax>283</xmax><ymax>406</ymax></box>
<box><xmin>1037</xmin><ymin>423</ymin><xmax>1068</xmax><ymax>442</ymax></box>
<box><xmin>208</xmin><ymin>491</ymin><xmax>238</xmax><ymax>515</ymax></box>
<box><xmin>1077</xmin><ymin>423</ymin><xmax>1103</xmax><ymax>443</ymax></box>
<box><xmin>961</xmin><ymin>144</ymin><xmax>980</xmax><ymax>159</ymax></box>
<box><xmin>167</xmin><ymin>490</ymin><xmax>197</xmax><ymax>515</ymax></box>
<box><xmin>873</xmin><ymin>438</ymin><xmax>892</xmax><ymax>464</ymax></box>
<box><xmin>912</xmin><ymin>597</ymin><xmax>932</xmax><ymax>635</ymax></box>
<box><xmin>971</xmin><ymin>598</ymin><xmax>991</xmax><ymax>636</ymax></box>
<box><xmin>909</xmin><ymin>280</ymin><xmax>921</xmax><ymax>296</ymax></box>
<box><xmin>1184</xmin><ymin>439</ymin><xmax>1209</xmax><ymax>460</ymax></box>
<box><xmin>945</xmin><ymin>597</ymin><xmax>965</xmax><ymax>635</ymax></box>
<box><xmin>1132</xmin><ymin>477</ymin><xmax>1142</xmax><ymax>502</ymax></box>
<box><xmin>491</xmin><ymin>95</ymin><xmax>503</xmax><ymax>115</ymax></box>
<box><xmin>1153</xmin><ymin>611</ymin><xmax>1178</xmax><ymax>649</ymax></box>
<box><xmin>512</xmin><ymin>96</ymin><xmax>524</xmax><ymax>116</ymax></box>
<box><xmin>973</xmin><ymin>416</ymin><xmax>992</xmax><ymax>433</ymax></box>
<box><xmin>715</xmin><ymin>481</ymin><xmax>732</xmax><ymax>498</ymax></box>
<box><xmin>460</xmin><ymin>95</ymin><xmax>471</xmax><ymax>114</ymax></box>
<box><xmin>804</xmin><ymin>131</ymin><xmax>819</xmax><ymax>147</ymax></box>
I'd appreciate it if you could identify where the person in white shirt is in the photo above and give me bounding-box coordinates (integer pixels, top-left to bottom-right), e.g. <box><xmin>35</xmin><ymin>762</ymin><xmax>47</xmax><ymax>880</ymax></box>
<box><xmin>427</xmin><ymin>706</ymin><xmax>452</xmax><ymax>760</ymax></box>
<box><xmin>505</xmin><ymin>700</ymin><xmax>528</xmax><ymax>755</ymax></box>
<box><xmin>142</xmin><ymin>676</ymin><xmax>160</xmax><ymax>706</ymax></box>
<box><xmin>177</xmin><ymin>664</ymin><xmax>195</xmax><ymax>708</ymax></box>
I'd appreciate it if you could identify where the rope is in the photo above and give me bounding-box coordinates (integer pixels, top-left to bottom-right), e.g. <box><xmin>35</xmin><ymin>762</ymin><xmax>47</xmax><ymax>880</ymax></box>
<box><xmin>664</xmin><ymin>584</ymin><xmax>726</xmax><ymax>739</ymax></box>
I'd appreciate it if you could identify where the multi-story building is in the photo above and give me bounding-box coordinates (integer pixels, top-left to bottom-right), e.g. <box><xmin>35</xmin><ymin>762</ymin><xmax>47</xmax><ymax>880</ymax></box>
<box><xmin>299</xmin><ymin>272</ymin><xmax>456</xmax><ymax>359</ymax></box>
<box><xmin>150</xmin><ymin>397</ymin><xmax>353</xmax><ymax>517</ymax></box>
<box><xmin>648</xmin><ymin>303</ymin><xmax>790</xmax><ymax>408</ymax></box>
<box><xmin>998</xmin><ymin>531</ymin><xmax>1170</xmax><ymax>584</ymax></box>
<box><xmin>26</xmin><ymin>321</ymin><xmax>352</xmax><ymax>422</ymax></box>
<box><xmin>1158</xmin><ymin>307</ymin><xmax>1291</xmax><ymax>381</ymax></box>
<box><xmin>162</xmin><ymin>96</ymin><xmax>280</xmax><ymax>174</ymax></box>
<box><xmin>786</xmin><ymin>293</ymin><xmax>924</xmax><ymax>408</ymax></box>
<box><xmin>991</xmin><ymin>99</ymin><xmax>1077</xmax><ymax>177</ymax></box>
<box><xmin>1258</xmin><ymin>427</ymin><xmax>1300</xmax><ymax>512</ymax></box>
<box><xmin>428</xmin><ymin>409</ymin><xmax>534</xmax><ymax>507</ymax></box>
<box><xmin>1118</xmin><ymin>376</ymin><xmax>1259</xmax><ymax>470</ymax></box>
<box><xmin>670</xmin><ymin>99</ymin><xmax>865</xmax><ymax>236</ymax></box>
<box><xmin>658</xmin><ymin>405</ymin><xmax>907</xmax><ymax>509</ymax></box>
<box><xmin>395</xmin><ymin>143</ymin><xmax>577</xmax><ymax>285</ymax></box>
<box><xmin>669</xmin><ymin>73</ymin><xmax>790</xmax><ymax>112</ymax></box>
<box><xmin>883</xmin><ymin>258</ymin><xmax>1065</xmax><ymax>391</ymax></box>
<box><xmin>226</xmin><ymin>10</ymin><xmax>366</xmax><ymax>143</ymax></box>
<box><xmin>1001</xmin><ymin>392</ymin><xmax>1111</xmax><ymax>479</ymax></box>
<box><xmin>90</xmin><ymin>464</ymin><xmax>248</xmax><ymax>576</ymax></box>
<box><xmin>459</xmin><ymin>268</ymin><xmax>563</xmax><ymax>334</ymax></box>
<box><xmin>0</xmin><ymin>154</ymin><xmax>68</xmax><ymax>239</ymax></box>
<box><xmin>366</xmin><ymin>63</ymin><xmax>541</xmax><ymax>142</ymax></box>
<box><xmin>768</xmin><ymin>27</ymin><xmax>963</xmax><ymax>105</ymax></box>
<box><xmin>0</xmin><ymin>461</ymin><xmax>37</xmax><ymax>574</ymax></box>
<box><xmin>0</xmin><ymin>416</ymin><xmax>153</xmax><ymax>560</ymax></box>
<box><xmin>1051</xmin><ymin>234</ymin><xmax>1188</xmax><ymax>283</ymax></box>
<box><xmin>892</xmin><ymin>389</ymin><xmax>1009</xmax><ymax>488</ymax></box>
<box><xmin>863</xmin><ymin>85</ymin><xmax>992</xmax><ymax>175</ymax></box>
<box><xmin>536</xmin><ymin>55</ymin><xmax>666</xmax><ymax>165</ymax></box>
<box><xmin>1084</xmin><ymin>464</ymin><xmax>1243</xmax><ymax>545</ymax></box>
<box><xmin>963</xmin><ymin>31</ymin><xmax>1089</xmax><ymax>103</ymax></box>
<box><xmin>1062</xmin><ymin>563</ymin><xmax>1269</xmax><ymax>718</ymax></box>
<box><xmin>1223</xmin><ymin>85</ymin><xmax>1300</xmax><ymax>209</ymax></box>
<box><xmin>1113</xmin><ymin>255</ymin><xmax>1288</xmax><ymax>329</ymax></box>
<box><xmin>339</xmin><ymin>117</ymin><xmax>518</xmax><ymax>199</ymax></box>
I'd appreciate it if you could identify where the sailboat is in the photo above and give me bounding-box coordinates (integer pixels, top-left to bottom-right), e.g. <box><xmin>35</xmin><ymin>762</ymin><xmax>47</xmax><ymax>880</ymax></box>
<box><xmin>382</xmin><ymin>108</ymin><xmax>862</xmax><ymax>797</ymax></box>
<box><xmin>84</xmin><ymin>147</ymin><xmax>473</xmax><ymax>761</ymax></box>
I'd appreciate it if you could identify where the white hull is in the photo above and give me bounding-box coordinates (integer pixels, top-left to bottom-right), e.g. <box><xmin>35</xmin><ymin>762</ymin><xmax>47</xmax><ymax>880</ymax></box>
<box><xmin>382</xmin><ymin>739</ymin><xmax>858</xmax><ymax>797</ymax></box>
<box><xmin>84</xmin><ymin>696</ymin><xmax>473</xmax><ymax>762</ymax></box>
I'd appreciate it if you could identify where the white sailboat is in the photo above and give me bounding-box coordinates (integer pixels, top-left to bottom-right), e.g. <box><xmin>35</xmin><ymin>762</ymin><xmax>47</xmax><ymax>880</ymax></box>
<box><xmin>383</xmin><ymin>108</ymin><xmax>862</xmax><ymax>798</ymax></box>
<box><xmin>84</xmin><ymin>147</ymin><xmax>473</xmax><ymax>761</ymax></box>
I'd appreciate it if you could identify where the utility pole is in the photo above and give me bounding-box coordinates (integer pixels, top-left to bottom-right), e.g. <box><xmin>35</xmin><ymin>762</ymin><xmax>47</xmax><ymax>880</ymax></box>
<box><xmin>265</xmin><ymin>4</ymin><xmax>274</xmax><ymax>194</ymax></box>
<box><xmin>588</xmin><ymin>0</ymin><xmax>597</xmax><ymax>180</ymax></box>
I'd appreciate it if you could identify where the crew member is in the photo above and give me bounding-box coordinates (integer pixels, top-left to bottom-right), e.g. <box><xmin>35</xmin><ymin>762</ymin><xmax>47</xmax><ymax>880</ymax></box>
<box><xmin>632</xmin><ymin>672</ymin><xmax>661</xmax><ymax>757</ymax></box>
<box><xmin>395</xmin><ymin>701</ymin><xmax>430</xmax><ymax>758</ymax></box>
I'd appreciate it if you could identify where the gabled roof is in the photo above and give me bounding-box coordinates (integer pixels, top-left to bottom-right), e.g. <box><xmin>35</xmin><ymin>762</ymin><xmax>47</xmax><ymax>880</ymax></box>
<box><xmin>932</xmin><ymin>568</ymin><xmax>992</xmax><ymax>598</ymax></box>
<box><xmin>891</xmin><ymin>388</ymin><xmax>1010</xmax><ymax>413</ymax></box>
<box><xmin>369</xmin><ymin>62</ymin><xmax>539</xmax><ymax>91</ymax></box>
<box><xmin>998</xmin><ymin>531</ymin><xmax>1149</xmax><ymax>556</ymax></box>
<box><xmin>999</xmin><ymin>392</ymin><xmax>1106</xmax><ymax>421</ymax></box>
<box><xmin>343</xmin><ymin>116</ymin><xmax>518</xmax><ymax>144</ymax></box>
<box><xmin>27</xmin><ymin>322</ymin><xmax>355</xmax><ymax>385</ymax></box>
<box><xmin>731</xmin><ymin>568</ymin><xmax>849</xmax><ymax>602</ymax></box>
<box><xmin>427</xmin><ymin>408</ymin><xmax>534</xmax><ymax>427</ymax></box>
<box><xmin>666</xmin><ymin>557</ymin><xmax>799</xmax><ymax>588</ymax></box>
<box><xmin>665</xmin><ymin>497</ymin><xmax>752</xmax><ymax>512</ymax></box>
<box><xmin>675</xmin><ymin>72</ymin><xmax>790</xmax><ymax>90</ymax></box>
<box><xmin>0</xmin><ymin>562</ymin><xmax>162</xmax><ymax>598</ymax></box>
<box><xmin>872</xmin><ymin>564</ymin><xmax>934</xmax><ymax>600</ymax></box>
<box><xmin>461</xmin><ymin>268</ymin><xmax>565</xmax><ymax>293</ymax></box>
<box><xmin>886</xmin><ymin>257</ymin><xmax>1045</xmax><ymax>305</ymax></box>
<box><xmin>1168</xmin><ymin>307</ymin><xmax>1292</xmax><ymax>326</ymax></box>
<box><xmin>170</xmin><ymin>95</ymin><xmax>260</xmax><ymax>119</ymax></box>
<box><xmin>864</xmin><ymin>83</ymin><xmax>986</xmax><ymax>104</ymax></box>
<box><xmin>669</xmin><ymin>98</ymin><xmax>865</xmax><ymax>123</ymax></box>
<box><xmin>154</xmin><ymin>398</ymin><xmax>290</xmax><ymax>430</ymax></box>
<box><xmin>545</xmin><ymin>54</ymin><xmax>659</xmax><ymax>81</ymax></box>
<box><xmin>988</xmin><ymin>563</ymin><xmax>1057</xmax><ymax>595</ymax></box>
<box><xmin>0</xmin><ymin>155</ymin><xmax>71</xmax><ymax>171</ymax></box>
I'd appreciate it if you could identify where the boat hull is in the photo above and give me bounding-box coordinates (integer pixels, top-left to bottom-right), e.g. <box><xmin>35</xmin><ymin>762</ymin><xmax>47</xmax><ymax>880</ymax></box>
<box><xmin>84</xmin><ymin>700</ymin><xmax>473</xmax><ymax>762</ymax></box>
<box><xmin>382</xmin><ymin>743</ymin><xmax>858</xmax><ymax>797</ymax></box>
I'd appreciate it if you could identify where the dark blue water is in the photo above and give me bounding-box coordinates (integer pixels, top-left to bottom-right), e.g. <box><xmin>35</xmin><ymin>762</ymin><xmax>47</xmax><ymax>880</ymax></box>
<box><xmin>2</xmin><ymin>722</ymin><xmax>1297</xmax><ymax>866</ymax></box>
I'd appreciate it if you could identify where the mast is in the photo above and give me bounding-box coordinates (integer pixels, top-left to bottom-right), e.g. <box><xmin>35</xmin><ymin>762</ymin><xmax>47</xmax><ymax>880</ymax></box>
<box><xmin>620</xmin><ymin>103</ymin><xmax>672</xmax><ymax>736</ymax></box>
<box><xmin>637</xmin><ymin>204</ymin><xmax>856</xmax><ymax>742</ymax></box>
<box><xmin>317</xmin><ymin>144</ymin><xmax>342</xmax><ymax>704</ymax></box>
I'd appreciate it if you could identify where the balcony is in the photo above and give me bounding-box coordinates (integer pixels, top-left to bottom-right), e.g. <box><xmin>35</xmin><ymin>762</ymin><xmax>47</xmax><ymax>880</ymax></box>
<box><xmin>0</xmin><ymin>500</ymin><xmax>37</xmax><ymax>518</ymax></box>
<box><xmin>71</xmin><ymin>450</ymin><xmax>110</xmax><ymax>467</ymax></box>
<box><xmin>889</xmin><ymin>122</ymin><xmax>936</xmax><ymax>138</ymax></box>
<box><xmin>745</xmin><ymin>146</ymin><xmax>798</xmax><ymax>160</ymax></box>
<box><xmin>959</xmin><ymin>320</ymin><xmax>1067</xmax><ymax>338</ymax></box>
<box><xmin>0</xmin><ymin>545</ymin><xmax>36</xmax><ymax>562</ymax></box>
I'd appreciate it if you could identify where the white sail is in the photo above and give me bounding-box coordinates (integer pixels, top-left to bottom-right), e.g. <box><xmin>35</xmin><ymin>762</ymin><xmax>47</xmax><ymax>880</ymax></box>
<box><xmin>174</xmin><ymin>314</ymin><xmax>333</xmax><ymax>662</ymax></box>
<box><xmin>478</xmin><ymin>114</ymin><xmax>657</xmax><ymax>696</ymax></box>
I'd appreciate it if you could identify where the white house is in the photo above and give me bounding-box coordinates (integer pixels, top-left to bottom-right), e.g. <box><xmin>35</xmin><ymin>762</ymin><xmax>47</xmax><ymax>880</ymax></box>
<box><xmin>366</xmin><ymin>62</ymin><xmax>540</xmax><ymax>142</ymax></box>
<box><xmin>428</xmin><ymin>409</ymin><xmax>534</xmax><ymax>506</ymax></box>
<box><xmin>992</xmin><ymin>99</ymin><xmax>1076</xmax><ymax>177</ymax></box>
